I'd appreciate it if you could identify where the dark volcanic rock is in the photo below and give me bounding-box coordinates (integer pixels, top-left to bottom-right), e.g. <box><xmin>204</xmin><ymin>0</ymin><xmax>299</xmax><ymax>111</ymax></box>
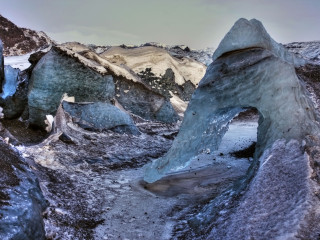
<box><xmin>62</xmin><ymin>101</ymin><xmax>140</xmax><ymax>135</ymax></box>
<box><xmin>28</xmin><ymin>47</ymin><xmax>115</xmax><ymax>128</ymax></box>
<box><xmin>0</xmin><ymin>139</ymin><xmax>47</xmax><ymax>240</ymax></box>
<box><xmin>0</xmin><ymin>14</ymin><xmax>52</xmax><ymax>56</ymax></box>
<box><xmin>28</xmin><ymin>51</ymin><xmax>47</xmax><ymax>66</ymax></box>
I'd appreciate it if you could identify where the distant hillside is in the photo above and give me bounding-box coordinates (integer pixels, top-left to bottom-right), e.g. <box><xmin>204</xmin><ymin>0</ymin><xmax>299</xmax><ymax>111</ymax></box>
<box><xmin>0</xmin><ymin>14</ymin><xmax>53</xmax><ymax>56</ymax></box>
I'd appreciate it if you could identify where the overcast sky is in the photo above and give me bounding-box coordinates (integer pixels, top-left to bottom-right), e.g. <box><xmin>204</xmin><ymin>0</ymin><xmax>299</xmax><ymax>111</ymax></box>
<box><xmin>0</xmin><ymin>0</ymin><xmax>319</xmax><ymax>49</ymax></box>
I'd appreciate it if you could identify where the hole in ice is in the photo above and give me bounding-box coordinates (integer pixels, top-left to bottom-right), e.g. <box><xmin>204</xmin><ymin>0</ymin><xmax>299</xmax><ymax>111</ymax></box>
<box><xmin>141</xmin><ymin>108</ymin><xmax>258</xmax><ymax>197</ymax></box>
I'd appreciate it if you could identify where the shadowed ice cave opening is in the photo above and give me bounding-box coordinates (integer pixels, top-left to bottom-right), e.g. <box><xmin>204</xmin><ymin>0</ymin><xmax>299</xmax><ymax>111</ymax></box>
<box><xmin>142</xmin><ymin>108</ymin><xmax>259</xmax><ymax>198</ymax></box>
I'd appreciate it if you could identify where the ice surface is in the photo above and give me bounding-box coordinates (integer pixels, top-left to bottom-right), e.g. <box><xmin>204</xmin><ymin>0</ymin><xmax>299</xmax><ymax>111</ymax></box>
<box><xmin>4</xmin><ymin>53</ymin><xmax>32</xmax><ymax>70</ymax></box>
<box><xmin>1</xmin><ymin>65</ymin><xmax>19</xmax><ymax>98</ymax></box>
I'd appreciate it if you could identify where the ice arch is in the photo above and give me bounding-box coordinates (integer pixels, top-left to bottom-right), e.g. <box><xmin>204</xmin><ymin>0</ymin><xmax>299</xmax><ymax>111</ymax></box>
<box><xmin>144</xmin><ymin>18</ymin><xmax>320</xmax><ymax>239</ymax></box>
<box><xmin>144</xmin><ymin>46</ymin><xmax>319</xmax><ymax>183</ymax></box>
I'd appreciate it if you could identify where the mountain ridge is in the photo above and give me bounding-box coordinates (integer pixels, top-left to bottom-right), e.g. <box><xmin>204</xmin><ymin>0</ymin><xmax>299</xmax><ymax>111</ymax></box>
<box><xmin>0</xmin><ymin>14</ymin><xmax>53</xmax><ymax>56</ymax></box>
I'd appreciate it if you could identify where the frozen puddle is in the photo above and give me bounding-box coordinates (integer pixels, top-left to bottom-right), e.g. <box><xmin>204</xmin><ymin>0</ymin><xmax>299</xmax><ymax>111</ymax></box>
<box><xmin>94</xmin><ymin>120</ymin><xmax>258</xmax><ymax>239</ymax></box>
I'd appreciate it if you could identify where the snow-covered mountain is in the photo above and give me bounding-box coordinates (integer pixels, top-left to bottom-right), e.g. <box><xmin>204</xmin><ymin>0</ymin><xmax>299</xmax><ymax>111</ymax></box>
<box><xmin>0</xmin><ymin>14</ymin><xmax>53</xmax><ymax>56</ymax></box>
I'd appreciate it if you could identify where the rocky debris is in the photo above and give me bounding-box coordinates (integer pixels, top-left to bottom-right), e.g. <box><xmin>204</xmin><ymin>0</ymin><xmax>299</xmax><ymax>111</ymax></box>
<box><xmin>0</xmin><ymin>139</ymin><xmax>47</xmax><ymax>240</ymax></box>
<box><xmin>0</xmin><ymin>14</ymin><xmax>53</xmax><ymax>56</ymax></box>
<box><xmin>62</xmin><ymin>101</ymin><xmax>140</xmax><ymax>135</ymax></box>
<box><xmin>28</xmin><ymin>47</ymin><xmax>115</xmax><ymax>128</ymax></box>
<box><xmin>0</xmin><ymin>118</ymin><xmax>48</xmax><ymax>145</ymax></box>
<box><xmin>145</xmin><ymin>18</ymin><xmax>320</xmax><ymax>239</ymax></box>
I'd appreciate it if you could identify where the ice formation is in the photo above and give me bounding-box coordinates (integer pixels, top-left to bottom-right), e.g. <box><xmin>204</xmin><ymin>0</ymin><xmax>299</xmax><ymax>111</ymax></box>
<box><xmin>0</xmin><ymin>140</ymin><xmax>47</xmax><ymax>240</ymax></box>
<box><xmin>62</xmin><ymin>101</ymin><xmax>140</xmax><ymax>134</ymax></box>
<box><xmin>0</xmin><ymin>39</ymin><xmax>4</xmax><ymax>89</ymax></box>
<box><xmin>1</xmin><ymin>65</ymin><xmax>19</xmax><ymax>98</ymax></box>
<box><xmin>144</xmin><ymin>18</ymin><xmax>320</xmax><ymax>239</ymax></box>
<box><xmin>28</xmin><ymin>47</ymin><xmax>115</xmax><ymax>128</ymax></box>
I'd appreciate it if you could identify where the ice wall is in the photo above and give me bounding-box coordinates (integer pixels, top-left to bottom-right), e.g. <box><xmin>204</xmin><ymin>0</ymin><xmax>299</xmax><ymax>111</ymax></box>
<box><xmin>0</xmin><ymin>39</ymin><xmax>4</xmax><ymax>92</ymax></box>
<box><xmin>28</xmin><ymin>48</ymin><xmax>115</xmax><ymax>128</ymax></box>
<box><xmin>144</xmin><ymin>18</ymin><xmax>320</xmax><ymax>239</ymax></box>
<box><xmin>1</xmin><ymin>65</ymin><xmax>19</xmax><ymax>99</ymax></box>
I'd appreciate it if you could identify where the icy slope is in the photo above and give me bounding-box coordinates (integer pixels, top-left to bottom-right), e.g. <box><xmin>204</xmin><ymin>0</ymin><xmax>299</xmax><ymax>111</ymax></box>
<box><xmin>144</xmin><ymin>18</ymin><xmax>320</xmax><ymax>239</ymax></box>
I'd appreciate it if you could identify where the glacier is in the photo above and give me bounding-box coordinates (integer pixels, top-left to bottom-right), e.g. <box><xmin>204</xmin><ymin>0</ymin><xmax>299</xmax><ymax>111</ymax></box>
<box><xmin>144</xmin><ymin>18</ymin><xmax>320</xmax><ymax>239</ymax></box>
